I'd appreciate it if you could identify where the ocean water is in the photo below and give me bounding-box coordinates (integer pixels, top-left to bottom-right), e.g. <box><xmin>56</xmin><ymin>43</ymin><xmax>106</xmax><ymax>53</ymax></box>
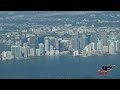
<box><xmin>0</xmin><ymin>55</ymin><xmax>120</xmax><ymax>79</ymax></box>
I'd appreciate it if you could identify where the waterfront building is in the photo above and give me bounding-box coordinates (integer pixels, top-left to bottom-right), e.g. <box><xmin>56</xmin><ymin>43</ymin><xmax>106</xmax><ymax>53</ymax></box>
<box><xmin>6</xmin><ymin>51</ymin><xmax>13</xmax><ymax>60</ymax></box>
<box><xmin>55</xmin><ymin>50</ymin><xmax>59</xmax><ymax>55</ymax></box>
<box><xmin>29</xmin><ymin>48</ymin><xmax>35</xmax><ymax>56</ymax></box>
<box><xmin>73</xmin><ymin>50</ymin><xmax>79</xmax><ymax>56</ymax></box>
<box><xmin>1</xmin><ymin>51</ymin><xmax>7</xmax><ymax>60</ymax></box>
<box><xmin>21</xmin><ymin>47</ymin><xmax>28</xmax><ymax>57</ymax></box>
<box><xmin>44</xmin><ymin>37</ymin><xmax>50</xmax><ymax>52</ymax></box>
<box><xmin>91</xmin><ymin>42</ymin><xmax>95</xmax><ymax>51</ymax></box>
<box><xmin>11</xmin><ymin>45</ymin><xmax>22</xmax><ymax>58</ymax></box>
<box><xmin>55</xmin><ymin>38</ymin><xmax>60</xmax><ymax>50</ymax></box>
<box><xmin>39</xmin><ymin>43</ymin><xmax>44</xmax><ymax>55</ymax></box>
<box><xmin>109</xmin><ymin>41</ymin><xmax>115</xmax><ymax>54</ymax></box>
<box><xmin>97</xmin><ymin>39</ymin><xmax>103</xmax><ymax>52</ymax></box>
<box><xmin>100</xmin><ymin>31</ymin><xmax>108</xmax><ymax>46</ymax></box>
<box><xmin>36</xmin><ymin>49</ymin><xmax>41</xmax><ymax>56</ymax></box>
<box><xmin>50</xmin><ymin>50</ymin><xmax>54</xmax><ymax>55</ymax></box>
<box><xmin>45</xmin><ymin>50</ymin><xmax>50</xmax><ymax>55</ymax></box>
<box><xmin>115</xmin><ymin>40</ymin><xmax>119</xmax><ymax>52</ymax></box>
<box><xmin>103</xmin><ymin>46</ymin><xmax>109</xmax><ymax>53</ymax></box>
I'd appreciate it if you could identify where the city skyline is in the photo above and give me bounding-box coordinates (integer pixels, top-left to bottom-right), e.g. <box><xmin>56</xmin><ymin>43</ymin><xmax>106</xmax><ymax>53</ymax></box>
<box><xmin>0</xmin><ymin>11</ymin><xmax>120</xmax><ymax>61</ymax></box>
<box><xmin>1</xmin><ymin>11</ymin><xmax>120</xmax><ymax>79</ymax></box>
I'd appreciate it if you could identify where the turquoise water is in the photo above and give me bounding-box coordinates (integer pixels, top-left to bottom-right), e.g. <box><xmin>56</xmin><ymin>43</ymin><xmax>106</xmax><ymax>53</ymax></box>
<box><xmin>0</xmin><ymin>55</ymin><xmax>120</xmax><ymax>79</ymax></box>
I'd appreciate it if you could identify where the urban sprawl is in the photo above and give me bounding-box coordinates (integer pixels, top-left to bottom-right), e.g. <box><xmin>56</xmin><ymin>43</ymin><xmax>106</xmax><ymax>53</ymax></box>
<box><xmin>0</xmin><ymin>25</ymin><xmax>120</xmax><ymax>61</ymax></box>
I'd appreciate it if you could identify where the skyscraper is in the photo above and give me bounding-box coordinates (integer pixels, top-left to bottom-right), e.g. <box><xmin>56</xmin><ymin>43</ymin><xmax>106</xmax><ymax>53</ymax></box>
<box><xmin>109</xmin><ymin>41</ymin><xmax>115</xmax><ymax>54</ymax></box>
<box><xmin>59</xmin><ymin>40</ymin><xmax>69</xmax><ymax>52</ymax></box>
<box><xmin>97</xmin><ymin>39</ymin><xmax>103</xmax><ymax>51</ymax></box>
<box><xmin>72</xmin><ymin>35</ymin><xmax>80</xmax><ymax>51</ymax></box>
<box><xmin>86</xmin><ymin>34</ymin><xmax>91</xmax><ymax>45</ymax></box>
<box><xmin>91</xmin><ymin>42</ymin><xmax>95</xmax><ymax>51</ymax></box>
<box><xmin>88</xmin><ymin>44</ymin><xmax>92</xmax><ymax>52</ymax></box>
<box><xmin>29</xmin><ymin>48</ymin><xmax>35</xmax><ymax>56</ymax></box>
<box><xmin>50</xmin><ymin>50</ymin><xmax>54</xmax><ymax>55</ymax></box>
<box><xmin>36</xmin><ymin>49</ymin><xmax>40</xmax><ymax>56</ymax></box>
<box><xmin>79</xmin><ymin>34</ymin><xmax>88</xmax><ymax>50</ymax></box>
<box><xmin>5</xmin><ymin>44</ymin><xmax>11</xmax><ymax>51</ymax></box>
<box><xmin>11</xmin><ymin>45</ymin><xmax>22</xmax><ymax>58</ymax></box>
<box><xmin>1</xmin><ymin>51</ymin><xmax>7</xmax><ymax>60</ymax></box>
<box><xmin>49</xmin><ymin>37</ymin><xmax>56</xmax><ymax>49</ymax></box>
<box><xmin>39</xmin><ymin>43</ymin><xmax>44</xmax><ymax>55</ymax></box>
<box><xmin>49</xmin><ymin>44</ymin><xmax>54</xmax><ymax>55</ymax></box>
<box><xmin>100</xmin><ymin>31</ymin><xmax>108</xmax><ymax>46</ymax></box>
<box><xmin>55</xmin><ymin>38</ymin><xmax>60</xmax><ymax>50</ymax></box>
<box><xmin>27</xmin><ymin>46</ymin><xmax>30</xmax><ymax>56</ymax></box>
<box><xmin>103</xmin><ymin>46</ymin><xmax>109</xmax><ymax>53</ymax></box>
<box><xmin>90</xmin><ymin>33</ymin><xmax>98</xmax><ymax>50</ymax></box>
<box><xmin>109</xmin><ymin>32</ymin><xmax>117</xmax><ymax>40</ymax></box>
<box><xmin>115</xmin><ymin>40</ymin><xmax>119</xmax><ymax>52</ymax></box>
<box><xmin>21</xmin><ymin>46</ymin><xmax>28</xmax><ymax>57</ymax></box>
<box><xmin>44</xmin><ymin>37</ymin><xmax>50</xmax><ymax>53</ymax></box>
<box><xmin>68</xmin><ymin>39</ymin><xmax>73</xmax><ymax>51</ymax></box>
<box><xmin>28</xmin><ymin>35</ymin><xmax>38</xmax><ymax>48</ymax></box>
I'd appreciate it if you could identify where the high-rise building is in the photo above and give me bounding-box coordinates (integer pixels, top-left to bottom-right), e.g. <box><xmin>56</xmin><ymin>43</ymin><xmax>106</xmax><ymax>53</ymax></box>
<box><xmin>49</xmin><ymin>44</ymin><xmax>54</xmax><ymax>55</ymax></box>
<box><xmin>50</xmin><ymin>50</ymin><xmax>54</xmax><ymax>55</ymax></box>
<box><xmin>90</xmin><ymin>33</ymin><xmax>98</xmax><ymax>49</ymax></box>
<box><xmin>2</xmin><ymin>51</ymin><xmax>13</xmax><ymax>60</ymax></box>
<box><xmin>100</xmin><ymin>31</ymin><xmax>108</xmax><ymax>46</ymax></box>
<box><xmin>39</xmin><ymin>43</ymin><xmax>44</xmax><ymax>55</ymax></box>
<box><xmin>109</xmin><ymin>32</ymin><xmax>117</xmax><ymax>40</ymax></box>
<box><xmin>55</xmin><ymin>38</ymin><xmax>60</xmax><ymax>50</ymax></box>
<box><xmin>5</xmin><ymin>44</ymin><xmax>11</xmax><ymax>51</ymax></box>
<box><xmin>72</xmin><ymin>35</ymin><xmax>80</xmax><ymax>51</ymax></box>
<box><xmin>45</xmin><ymin>51</ymin><xmax>50</xmax><ymax>55</ymax></box>
<box><xmin>97</xmin><ymin>39</ymin><xmax>103</xmax><ymax>51</ymax></box>
<box><xmin>50</xmin><ymin>45</ymin><xmax>54</xmax><ymax>51</ymax></box>
<box><xmin>44</xmin><ymin>37</ymin><xmax>50</xmax><ymax>53</ymax></box>
<box><xmin>107</xmin><ymin>40</ymin><xmax>111</xmax><ymax>46</ymax></box>
<box><xmin>109</xmin><ymin>41</ymin><xmax>115</xmax><ymax>54</ymax></box>
<box><xmin>49</xmin><ymin>37</ymin><xmax>56</xmax><ymax>49</ymax></box>
<box><xmin>36</xmin><ymin>49</ymin><xmax>40</xmax><ymax>56</ymax></box>
<box><xmin>28</xmin><ymin>35</ymin><xmax>38</xmax><ymax>48</ymax></box>
<box><xmin>29</xmin><ymin>48</ymin><xmax>35</xmax><ymax>56</ymax></box>
<box><xmin>103</xmin><ymin>46</ymin><xmax>109</xmax><ymax>53</ymax></box>
<box><xmin>81</xmin><ymin>46</ymin><xmax>88</xmax><ymax>57</ymax></box>
<box><xmin>21</xmin><ymin>37</ymin><xmax>27</xmax><ymax>44</ymax></box>
<box><xmin>86</xmin><ymin>34</ymin><xmax>91</xmax><ymax>45</ymax></box>
<box><xmin>83</xmin><ymin>45</ymin><xmax>89</xmax><ymax>52</ymax></box>
<box><xmin>11</xmin><ymin>45</ymin><xmax>22</xmax><ymax>58</ymax></box>
<box><xmin>117</xmin><ymin>32</ymin><xmax>120</xmax><ymax>41</ymax></box>
<box><xmin>23</xmin><ymin>43</ymin><xmax>28</xmax><ymax>47</ymax></box>
<box><xmin>57</xmin><ymin>38</ymin><xmax>62</xmax><ymax>50</ymax></box>
<box><xmin>79</xmin><ymin>34</ymin><xmax>89</xmax><ymax>50</ymax></box>
<box><xmin>55</xmin><ymin>50</ymin><xmax>59</xmax><ymax>55</ymax></box>
<box><xmin>27</xmin><ymin>46</ymin><xmax>30</xmax><ymax>56</ymax></box>
<box><xmin>73</xmin><ymin>50</ymin><xmax>79</xmax><ymax>56</ymax></box>
<box><xmin>1</xmin><ymin>51</ymin><xmax>7</xmax><ymax>60</ymax></box>
<box><xmin>115</xmin><ymin>40</ymin><xmax>119</xmax><ymax>52</ymax></box>
<box><xmin>91</xmin><ymin>42</ymin><xmax>95</xmax><ymax>51</ymax></box>
<box><xmin>59</xmin><ymin>40</ymin><xmax>69</xmax><ymax>52</ymax></box>
<box><xmin>88</xmin><ymin>44</ymin><xmax>92</xmax><ymax>52</ymax></box>
<box><xmin>21</xmin><ymin>47</ymin><xmax>28</xmax><ymax>57</ymax></box>
<box><xmin>6</xmin><ymin>51</ymin><xmax>13</xmax><ymax>60</ymax></box>
<box><xmin>68</xmin><ymin>39</ymin><xmax>73</xmax><ymax>51</ymax></box>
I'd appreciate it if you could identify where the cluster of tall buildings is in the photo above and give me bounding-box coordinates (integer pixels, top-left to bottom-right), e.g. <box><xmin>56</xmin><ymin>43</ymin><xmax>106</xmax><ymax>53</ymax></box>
<box><xmin>0</xmin><ymin>30</ymin><xmax>120</xmax><ymax>61</ymax></box>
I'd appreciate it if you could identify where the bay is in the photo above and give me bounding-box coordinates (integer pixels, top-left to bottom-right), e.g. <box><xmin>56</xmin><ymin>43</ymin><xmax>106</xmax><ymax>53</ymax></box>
<box><xmin>0</xmin><ymin>55</ymin><xmax>120</xmax><ymax>79</ymax></box>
